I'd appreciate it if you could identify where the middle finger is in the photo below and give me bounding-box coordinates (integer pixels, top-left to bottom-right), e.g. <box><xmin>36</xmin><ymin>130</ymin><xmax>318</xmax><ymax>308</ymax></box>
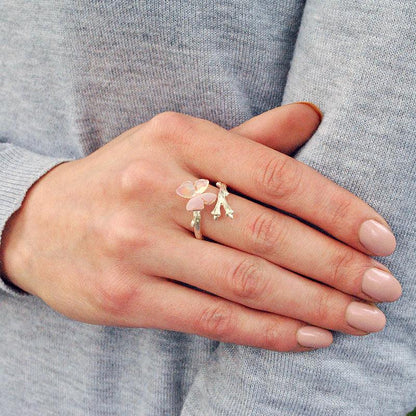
<box><xmin>173</xmin><ymin>182</ymin><xmax>401</xmax><ymax>303</ymax></box>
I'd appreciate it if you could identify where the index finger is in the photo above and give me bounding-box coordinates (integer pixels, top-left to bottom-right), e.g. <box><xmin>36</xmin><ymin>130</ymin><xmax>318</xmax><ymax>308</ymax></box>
<box><xmin>152</xmin><ymin>112</ymin><xmax>396</xmax><ymax>256</ymax></box>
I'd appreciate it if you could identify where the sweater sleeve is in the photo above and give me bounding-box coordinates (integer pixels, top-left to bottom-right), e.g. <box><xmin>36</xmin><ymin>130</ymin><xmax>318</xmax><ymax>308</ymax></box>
<box><xmin>0</xmin><ymin>142</ymin><xmax>70</xmax><ymax>296</ymax></box>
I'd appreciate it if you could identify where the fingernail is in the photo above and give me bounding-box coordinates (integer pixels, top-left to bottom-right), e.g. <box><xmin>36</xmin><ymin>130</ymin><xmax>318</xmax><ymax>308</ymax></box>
<box><xmin>295</xmin><ymin>102</ymin><xmax>323</xmax><ymax>122</ymax></box>
<box><xmin>359</xmin><ymin>219</ymin><xmax>396</xmax><ymax>256</ymax></box>
<box><xmin>296</xmin><ymin>326</ymin><xmax>333</xmax><ymax>348</ymax></box>
<box><xmin>362</xmin><ymin>268</ymin><xmax>402</xmax><ymax>302</ymax></box>
<box><xmin>346</xmin><ymin>302</ymin><xmax>386</xmax><ymax>333</ymax></box>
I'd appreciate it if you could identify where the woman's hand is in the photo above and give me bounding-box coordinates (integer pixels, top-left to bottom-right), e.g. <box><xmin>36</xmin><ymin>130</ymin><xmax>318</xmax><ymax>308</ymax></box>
<box><xmin>0</xmin><ymin>103</ymin><xmax>401</xmax><ymax>351</ymax></box>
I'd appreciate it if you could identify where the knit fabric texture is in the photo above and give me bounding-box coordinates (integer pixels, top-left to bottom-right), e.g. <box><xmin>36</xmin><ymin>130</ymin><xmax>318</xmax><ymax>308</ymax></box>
<box><xmin>0</xmin><ymin>1</ymin><xmax>415</xmax><ymax>414</ymax></box>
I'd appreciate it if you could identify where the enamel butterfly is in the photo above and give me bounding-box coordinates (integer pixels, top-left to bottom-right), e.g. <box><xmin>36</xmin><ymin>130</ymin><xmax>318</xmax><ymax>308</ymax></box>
<box><xmin>176</xmin><ymin>179</ymin><xmax>217</xmax><ymax>211</ymax></box>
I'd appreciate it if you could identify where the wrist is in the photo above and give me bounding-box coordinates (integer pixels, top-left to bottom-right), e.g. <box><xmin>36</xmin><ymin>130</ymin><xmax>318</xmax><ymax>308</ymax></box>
<box><xmin>0</xmin><ymin>196</ymin><xmax>36</xmax><ymax>295</ymax></box>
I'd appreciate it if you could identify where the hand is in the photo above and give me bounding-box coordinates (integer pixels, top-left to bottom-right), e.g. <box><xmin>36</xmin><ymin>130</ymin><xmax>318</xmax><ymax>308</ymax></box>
<box><xmin>0</xmin><ymin>104</ymin><xmax>401</xmax><ymax>351</ymax></box>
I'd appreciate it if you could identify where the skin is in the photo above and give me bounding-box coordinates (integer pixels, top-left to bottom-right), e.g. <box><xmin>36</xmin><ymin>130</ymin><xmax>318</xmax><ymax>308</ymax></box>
<box><xmin>0</xmin><ymin>103</ymin><xmax>398</xmax><ymax>352</ymax></box>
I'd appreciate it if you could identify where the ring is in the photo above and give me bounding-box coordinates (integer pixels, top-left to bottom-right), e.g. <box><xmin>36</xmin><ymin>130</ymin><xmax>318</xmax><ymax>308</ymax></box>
<box><xmin>211</xmin><ymin>182</ymin><xmax>234</xmax><ymax>220</ymax></box>
<box><xmin>176</xmin><ymin>179</ymin><xmax>217</xmax><ymax>239</ymax></box>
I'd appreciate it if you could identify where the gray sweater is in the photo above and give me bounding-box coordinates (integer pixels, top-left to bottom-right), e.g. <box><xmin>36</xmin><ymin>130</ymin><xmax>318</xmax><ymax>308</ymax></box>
<box><xmin>1</xmin><ymin>1</ymin><xmax>415</xmax><ymax>415</ymax></box>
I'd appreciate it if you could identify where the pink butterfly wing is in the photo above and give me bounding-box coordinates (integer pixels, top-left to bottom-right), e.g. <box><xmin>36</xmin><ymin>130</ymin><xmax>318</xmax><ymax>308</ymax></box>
<box><xmin>201</xmin><ymin>192</ymin><xmax>217</xmax><ymax>205</ymax></box>
<box><xmin>186</xmin><ymin>196</ymin><xmax>205</xmax><ymax>211</ymax></box>
<box><xmin>194</xmin><ymin>179</ymin><xmax>209</xmax><ymax>194</ymax></box>
<box><xmin>176</xmin><ymin>181</ymin><xmax>196</xmax><ymax>198</ymax></box>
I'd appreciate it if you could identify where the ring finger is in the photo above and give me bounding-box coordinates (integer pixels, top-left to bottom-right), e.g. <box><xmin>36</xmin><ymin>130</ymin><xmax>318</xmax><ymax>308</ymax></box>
<box><xmin>151</xmin><ymin>229</ymin><xmax>387</xmax><ymax>335</ymax></box>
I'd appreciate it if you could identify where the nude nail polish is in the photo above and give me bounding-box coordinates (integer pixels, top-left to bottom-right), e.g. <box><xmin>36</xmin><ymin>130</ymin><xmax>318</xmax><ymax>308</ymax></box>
<box><xmin>346</xmin><ymin>302</ymin><xmax>386</xmax><ymax>333</ymax></box>
<box><xmin>296</xmin><ymin>326</ymin><xmax>333</xmax><ymax>348</ymax></box>
<box><xmin>362</xmin><ymin>268</ymin><xmax>402</xmax><ymax>302</ymax></box>
<box><xmin>359</xmin><ymin>220</ymin><xmax>396</xmax><ymax>256</ymax></box>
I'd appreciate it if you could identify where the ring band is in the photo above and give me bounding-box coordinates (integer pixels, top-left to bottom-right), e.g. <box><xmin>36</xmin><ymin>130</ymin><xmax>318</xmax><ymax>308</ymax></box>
<box><xmin>191</xmin><ymin>210</ymin><xmax>202</xmax><ymax>240</ymax></box>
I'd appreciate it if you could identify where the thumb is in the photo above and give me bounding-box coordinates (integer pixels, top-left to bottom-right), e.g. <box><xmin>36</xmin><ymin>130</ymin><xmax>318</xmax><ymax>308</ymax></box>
<box><xmin>231</xmin><ymin>102</ymin><xmax>322</xmax><ymax>155</ymax></box>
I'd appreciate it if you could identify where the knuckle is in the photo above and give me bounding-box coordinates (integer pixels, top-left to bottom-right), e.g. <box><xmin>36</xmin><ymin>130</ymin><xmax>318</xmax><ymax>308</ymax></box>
<box><xmin>262</xmin><ymin>323</ymin><xmax>282</xmax><ymax>349</ymax></box>
<box><xmin>149</xmin><ymin>111</ymin><xmax>194</xmax><ymax>144</ymax></box>
<box><xmin>197</xmin><ymin>302</ymin><xmax>234</xmax><ymax>340</ymax></box>
<box><xmin>329</xmin><ymin>249</ymin><xmax>356</xmax><ymax>286</ymax></box>
<box><xmin>261</xmin><ymin>322</ymin><xmax>297</xmax><ymax>352</ymax></box>
<box><xmin>249</xmin><ymin>211</ymin><xmax>287</xmax><ymax>255</ymax></box>
<box><xmin>93</xmin><ymin>275</ymin><xmax>140</xmax><ymax>317</ymax></box>
<box><xmin>228</xmin><ymin>257</ymin><xmax>268</xmax><ymax>301</ymax></box>
<box><xmin>117</xmin><ymin>161</ymin><xmax>158</xmax><ymax>198</ymax></box>
<box><xmin>314</xmin><ymin>290</ymin><xmax>333</xmax><ymax>324</ymax></box>
<box><xmin>150</xmin><ymin>111</ymin><xmax>180</xmax><ymax>129</ymax></box>
<box><xmin>258</xmin><ymin>155</ymin><xmax>303</xmax><ymax>200</ymax></box>
<box><xmin>98</xmin><ymin>212</ymin><xmax>149</xmax><ymax>259</ymax></box>
<box><xmin>327</xmin><ymin>194</ymin><xmax>354</xmax><ymax>231</ymax></box>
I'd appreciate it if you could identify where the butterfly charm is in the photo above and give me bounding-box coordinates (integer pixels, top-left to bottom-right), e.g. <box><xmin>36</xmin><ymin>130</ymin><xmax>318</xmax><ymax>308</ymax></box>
<box><xmin>176</xmin><ymin>179</ymin><xmax>217</xmax><ymax>211</ymax></box>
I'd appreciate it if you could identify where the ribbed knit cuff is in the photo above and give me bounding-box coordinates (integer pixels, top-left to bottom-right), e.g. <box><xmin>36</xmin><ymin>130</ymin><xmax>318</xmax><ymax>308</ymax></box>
<box><xmin>0</xmin><ymin>143</ymin><xmax>71</xmax><ymax>296</ymax></box>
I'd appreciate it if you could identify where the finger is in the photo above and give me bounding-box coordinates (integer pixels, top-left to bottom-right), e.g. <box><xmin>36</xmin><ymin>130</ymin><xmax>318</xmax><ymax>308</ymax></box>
<box><xmin>151</xmin><ymin>232</ymin><xmax>386</xmax><ymax>335</ymax></box>
<box><xmin>123</xmin><ymin>276</ymin><xmax>333</xmax><ymax>351</ymax></box>
<box><xmin>172</xmin><ymin>186</ymin><xmax>402</xmax><ymax>303</ymax></box>
<box><xmin>152</xmin><ymin>112</ymin><xmax>396</xmax><ymax>256</ymax></box>
<box><xmin>231</xmin><ymin>102</ymin><xmax>322</xmax><ymax>154</ymax></box>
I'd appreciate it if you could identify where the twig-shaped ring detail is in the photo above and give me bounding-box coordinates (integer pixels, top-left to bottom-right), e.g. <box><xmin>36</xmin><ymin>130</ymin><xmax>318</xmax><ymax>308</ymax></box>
<box><xmin>211</xmin><ymin>182</ymin><xmax>234</xmax><ymax>220</ymax></box>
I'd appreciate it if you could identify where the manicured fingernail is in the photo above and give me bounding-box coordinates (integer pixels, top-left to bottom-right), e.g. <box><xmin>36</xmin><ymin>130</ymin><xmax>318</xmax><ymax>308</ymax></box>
<box><xmin>296</xmin><ymin>102</ymin><xmax>323</xmax><ymax>122</ymax></box>
<box><xmin>359</xmin><ymin>219</ymin><xmax>396</xmax><ymax>256</ymax></box>
<box><xmin>346</xmin><ymin>302</ymin><xmax>386</xmax><ymax>332</ymax></box>
<box><xmin>362</xmin><ymin>268</ymin><xmax>402</xmax><ymax>302</ymax></box>
<box><xmin>296</xmin><ymin>326</ymin><xmax>333</xmax><ymax>348</ymax></box>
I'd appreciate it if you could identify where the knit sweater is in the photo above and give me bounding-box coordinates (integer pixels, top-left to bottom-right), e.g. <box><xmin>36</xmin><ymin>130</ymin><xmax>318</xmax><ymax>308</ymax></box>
<box><xmin>0</xmin><ymin>1</ymin><xmax>415</xmax><ymax>415</ymax></box>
